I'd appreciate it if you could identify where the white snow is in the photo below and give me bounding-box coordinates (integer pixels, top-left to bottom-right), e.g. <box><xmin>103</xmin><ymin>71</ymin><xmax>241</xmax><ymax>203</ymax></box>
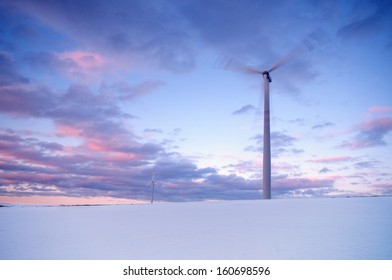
<box><xmin>1</xmin><ymin>197</ymin><xmax>391</xmax><ymax>260</ymax></box>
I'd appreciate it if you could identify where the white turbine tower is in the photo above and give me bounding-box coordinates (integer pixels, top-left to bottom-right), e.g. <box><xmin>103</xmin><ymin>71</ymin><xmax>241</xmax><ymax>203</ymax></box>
<box><xmin>221</xmin><ymin>29</ymin><xmax>326</xmax><ymax>199</ymax></box>
<box><xmin>148</xmin><ymin>172</ymin><xmax>156</xmax><ymax>204</ymax></box>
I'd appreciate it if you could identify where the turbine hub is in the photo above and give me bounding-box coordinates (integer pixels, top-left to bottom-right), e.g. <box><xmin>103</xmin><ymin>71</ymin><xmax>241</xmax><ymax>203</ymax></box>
<box><xmin>262</xmin><ymin>71</ymin><xmax>272</xmax><ymax>83</ymax></box>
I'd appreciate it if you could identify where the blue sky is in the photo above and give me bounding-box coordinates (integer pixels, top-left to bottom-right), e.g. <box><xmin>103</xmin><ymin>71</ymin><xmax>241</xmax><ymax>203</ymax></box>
<box><xmin>0</xmin><ymin>0</ymin><xmax>391</xmax><ymax>204</ymax></box>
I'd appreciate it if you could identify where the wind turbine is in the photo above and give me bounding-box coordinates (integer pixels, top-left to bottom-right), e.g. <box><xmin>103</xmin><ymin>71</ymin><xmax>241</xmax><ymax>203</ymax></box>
<box><xmin>221</xmin><ymin>29</ymin><xmax>326</xmax><ymax>199</ymax></box>
<box><xmin>148</xmin><ymin>172</ymin><xmax>156</xmax><ymax>204</ymax></box>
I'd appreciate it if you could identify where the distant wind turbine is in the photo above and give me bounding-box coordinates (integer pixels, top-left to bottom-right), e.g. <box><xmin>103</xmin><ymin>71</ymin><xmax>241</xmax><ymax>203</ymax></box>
<box><xmin>148</xmin><ymin>172</ymin><xmax>156</xmax><ymax>204</ymax></box>
<box><xmin>220</xmin><ymin>28</ymin><xmax>326</xmax><ymax>199</ymax></box>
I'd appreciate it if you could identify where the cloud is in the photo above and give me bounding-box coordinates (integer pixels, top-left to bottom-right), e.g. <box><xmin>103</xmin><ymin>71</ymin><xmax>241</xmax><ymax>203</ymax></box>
<box><xmin>368</xmin><ymin>106</ymin><xmax>392</xmax><ymax>113</ymax></box>
<box><xmin>0</xmin><ymin>131</ymin><xmax>64</xmax><ymax>172</ymax></box>
<box><xmin>183</xmin><ymin>0</ymin><xmax>332</xmax><ymax>56</ymax></box>
<box><xmin>224</xmin><ymin>160</ymin><xmax>260</xmax><ymax>176</ymax></box>
<box><xmin>309</xmin><ymin>156</ymin><xmax>352</xmax><ymax>163</ymax></box>
<box><xmin>0</xmin><ymin>127</ymin><xmax>330</xmax><ymax>202</ymax></box>
<box><xmin>59</xmin><ymin>51</ymin><xmax>105</xmax><ymax>69</ymax></box>
<box><xmin>24</xmin><ymin>51</ymin><xmax>65</xmax><ymax>70</ymax></box>
<box><xmin>232</xmin><ymin>104</ymin><xmax>257</xmax><ymax>115</ymax></box>
<box><xmin>354</xmin><ymin>161</ymin><xmax>377</xmax><ymax>169</ymax></box>
<box><xmin>117</xmin><ymin>80</ymin><xmax>166</xmax><ymax>100</ymax></box>
<box><xmin>337</xmin><ymin>0</ymin><xmax>392</xmax><ymax>44</ymax></box>
<box><xmin>273</xmin><ymin>162</ymin><xmax>301</xmax><ymax>172</ymax></box>
<box><xmin>25</xmin><ymin>51</ymin><xmax>105</xmax><ymax>70</ymax></box>
<box><xmin>271</xmin><ymin>132</ymin><xmax>297</xmax><ymax>148</ymax></box>
<box><xmin>144</xmin><ymin>128</ymin><xmax>163</xmax><ymax>134</ymax></box>
<box><xmin>154</xmin><ymin>156</ymin><xmax>216</xmax><ymax>181</ymax></box>
<box><xmin>0</xmin><ymin>51</ymin><xmax>29</xmax><ymax>86</ymax></box>
<box><xmin>247</xmin><ymin>132</ymin><xmax>297</xmax><ymax>150</ymax></box>
<box><xmin>319</xmin><ymin>167</ymin><xmax>332</xmax><ymax>173</ymax></box>
<box><xmin>0</xmin><ymin>56</ymin><xmax>136</xmax><ymax>144</ymax></box>
<box><xmin>8</xmin><ymin>0</ymin><xmax>196</xmax><ymax>73</ymax></box>
<box><xmin>245</xmin><ymin>131</ymin><xmax>302</xmax><ymax>156</ymax></box>
<box><xmin>340</xmin><ymin>117</ymin><xmax>392</xmax><ymax>149</ymax></box>
<box><xmin>272</xmin><ymin>176</ymin><xmax>335</xmax><ymax>197</ymax></box>
<box><xmin>5</xmin><ymin>0</ymin><xmax>338</xmax><ymax>76</ymax></box>
<box><xmin>0</xmin><ymin>51</ymin><xmax>188</xmax><ymax>201</ymax></box>
<box><xmin>312</xmin><ymin>121</ymin><xmax>335</xmax><ymax>130</ymax></box>
<box><xmin>0</xmin><ymin>54</ymin><xmax>170</xmax><ymax>201</ymax></box>
<box><xmin>0</xmin><ymin>128</ymin><xmax>162</xmax><ymax>199</ymax></box>
<box><xmin>0</xmin><ymin>84</ymin><xmax>55</xmax><ymax>118</ymax></box>
<box><xmin>0</xmin><ymin>127</ymin><xmax>262</xmax><ymax>202</ymax></box>
<box><xmin>372</xmin><ymin>183</ymin><xmax>392</xmax><ymax>196</ymax></box>
<box><xmin>24</xmin><ymin>50</ymin><xmax>110</xmax><ymax>82</ymax></box>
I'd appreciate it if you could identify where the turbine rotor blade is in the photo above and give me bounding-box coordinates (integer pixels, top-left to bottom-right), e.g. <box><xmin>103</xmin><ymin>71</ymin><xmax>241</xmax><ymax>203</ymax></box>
<box><xmin>246</xmin><ymin>66</ymin><xmax>263</xmax><ymax>75</ymax></box>
<box><xmin>268</xmin><ymin>28</ymin><xmax>327</xmax><ymax>72</ymax></box>
<box><xmin>268</xmin><ymin>52</ymin><xmax>296</xmax><ymax>73</ymax></box>
<box><xmin>216</xmin><ymin>54</ymin><xmax>262</xmax><ymax>75</ymax></box>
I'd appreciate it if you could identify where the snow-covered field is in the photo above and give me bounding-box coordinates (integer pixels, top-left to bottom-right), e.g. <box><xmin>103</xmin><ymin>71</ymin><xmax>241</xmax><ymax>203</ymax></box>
<box><xmin>1</xmin><ymin>197</ymin><xmax>391</xmax><ymax>260</ymax></box>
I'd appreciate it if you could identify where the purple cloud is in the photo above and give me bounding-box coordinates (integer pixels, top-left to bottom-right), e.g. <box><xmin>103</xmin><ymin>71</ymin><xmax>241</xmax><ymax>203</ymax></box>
<box><xmin>312</xmin><ymin>122</ymin><xmax>335</xmax><ymax>130</ymax></box>
<box><xmin>354</xmin><ymin>161</ymin><xmax>377</xmax><ymax>169</ymax></box>
<box><xmin>0</xmin><ymin>51</ymin><xmax>29</xmax><ymax>86</ymax></box>
<box><xmin>0</xmin><ymin>84</ymin><xmax>55</xmax><ymax>118</ymax></box>
<box><xmin>1</xmin><ymin>126</ymin><xmax>337</xmax><ymax>201</ymax></box>
<box><xmin>245</xmin><ymin>131</ymin><xmax>303</xmax><ymax>156</ymax></box>
<box><xmin>340</xmin><ymin>117</ymin><xmax>392</xmax><ymax>149</ymax></box>
<box><xmin>0</xmin><ymin>53</ymin><xmax>167</xmax><ymax>201</ymax></box>
<box><xmin>0</xmin><ymin>128</ymin><xmax>160</xmax><ymax>199</ymax></box>
<box><xmin>0</xmin><ymin>128</ymin><xmax>261</xmax><ymax>202</ymax></box>
<box><xmin>24</xmin><ymin>51</ymin><xmax>75</xmax><ymax>71</ymax></box>
<box><xmin>232</xmin><ymin>104</ymin><xmax>257</xmax><ymax>115</ymax></box>
<box><xmin>274</xmin><ymin>176</ymin><xmax>334</xmax><ymax>189</ymax></box>
<box><xmin>7</xmin><ymin>0</ymin><xmax>196</xmax><ymax>73</ymax></box>
<box><xmin>319</xmin><ymin>167</ymin><xmax>332</xmax><ymax>173</ymax></box>
<box><xmin>0</xmin><ymin>56</ymin><xmax>135</xmax><ymax>146</ymax></box>
<box><xmin>5</xmin><ymin>0</ymin><xmax>337</xmax><ymax>77</ymax></box>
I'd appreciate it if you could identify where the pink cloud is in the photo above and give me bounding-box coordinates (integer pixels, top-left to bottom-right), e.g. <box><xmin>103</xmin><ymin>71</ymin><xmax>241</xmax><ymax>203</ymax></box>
<box><xmin>359</xmin><ymin>117</ymin><xmax>392</xmax><ymax>130</ymax></box>
<box><xmin>368</xmin><ymin>106</ymin><xmax>392</xmax><ymax>113</ymax></box>
<box><xmin>85</xmin><ymin>139</ymin><xmax>109</xmax><ymax>152</ymax></box>
<box><xmin>309</xmin><ymin>156</ymin><xmax>352</xmax><ymax>163</ymax></box>
<box><xmin>105</xmin><ymin>152</ymin><xmax>138</xmax><ymax>162</ymax></box>
<box><xmin>58</xmin><ymin>51</ymin><xmax>105</xmax><ymax>69</ymax></box>
<box><xmin>323</xmin><ymin>174</ymin><xmax>344</xmax><ymax>180</ymax></box>
<box><xmin>56</xmin><ymin>124</ymin><xmax>83</xmax><ymax>138</ymax></box>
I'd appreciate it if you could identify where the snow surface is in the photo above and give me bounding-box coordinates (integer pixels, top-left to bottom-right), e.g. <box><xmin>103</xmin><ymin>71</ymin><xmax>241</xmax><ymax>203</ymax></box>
<box><xmin>1</xmin><ymin>197</ymin><xmax>391</xmax><ymax>260</ymax></box>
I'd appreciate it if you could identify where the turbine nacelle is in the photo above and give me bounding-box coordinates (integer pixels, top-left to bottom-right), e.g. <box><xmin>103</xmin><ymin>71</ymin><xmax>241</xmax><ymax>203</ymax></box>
<box><xmin>262</xmin><ymin>71</ymin><xmax>272</xmax><ymax>83</ymax></box>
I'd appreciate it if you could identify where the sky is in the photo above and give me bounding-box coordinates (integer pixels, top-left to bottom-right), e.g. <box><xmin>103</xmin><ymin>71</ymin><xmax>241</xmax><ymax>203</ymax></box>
<box><xmin>0</xmin><ymin>0</ymin><xmax>391</xmax><ymax>204</ymax></box>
